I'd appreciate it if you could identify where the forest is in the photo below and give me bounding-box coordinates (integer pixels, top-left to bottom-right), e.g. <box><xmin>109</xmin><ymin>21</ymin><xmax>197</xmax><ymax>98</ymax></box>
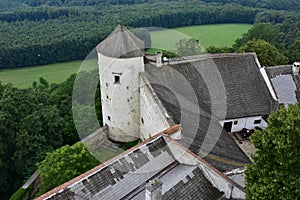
<box><xmin>0</xmin><ymin>0</ymin><xmax>299</xmax><ymax>69</ymax></box>
<box><xmin>0</xmin><ymin>0</ymin><xmax>300</xmax><ymax>199</ymax></box>
<box><xmin>0</xmin><ymin>71</ymin><xmax>102</xmax><ymax>200</ymax></box>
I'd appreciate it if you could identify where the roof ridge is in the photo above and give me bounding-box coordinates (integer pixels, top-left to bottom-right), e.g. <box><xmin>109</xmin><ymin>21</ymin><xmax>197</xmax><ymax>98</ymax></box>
<box><xmin>166</xmin><ymin>52</ymin><xmax>257</xmax><ymax>65</ymax></box>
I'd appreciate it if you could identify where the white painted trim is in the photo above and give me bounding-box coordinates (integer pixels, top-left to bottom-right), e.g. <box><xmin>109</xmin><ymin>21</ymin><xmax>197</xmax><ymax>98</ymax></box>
<box><xmin>259</xmin><ymin>67</ymin><xmax>278</xmax><ymax>101</ymax></box>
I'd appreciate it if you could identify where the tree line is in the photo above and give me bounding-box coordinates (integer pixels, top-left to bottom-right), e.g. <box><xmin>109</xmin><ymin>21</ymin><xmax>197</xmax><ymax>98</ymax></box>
<box><xmin>0</xmin><ymin>2</ymin><xmax>261</xmax><ymax>69</ymax></box>
<box><xmin>1</xmin><ymin>1</ymin><xmax>299</xmax><ymax>69</ymax></box>
<box><xmin>201</xmin><ymin>0</ymin><xmax>300</xmax><ymax>11</ymax></box>
<box><xmin>0</xmin><ymin>70</ymin><xmax>102</xmax><ymax>200</ymax></box>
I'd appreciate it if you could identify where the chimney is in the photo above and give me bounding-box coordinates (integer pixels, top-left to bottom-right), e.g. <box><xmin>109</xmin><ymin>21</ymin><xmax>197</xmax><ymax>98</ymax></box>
<box><xmin>156</xmin><ymin>52</ymin><xmax>163</xmax><ymax>67</ymax></box>
<box><xmin>145</xmin><ymin>179</ymin><xmax>163</xmax><ymax>200</ymax></box>
<box><xmin>292</xmin><ymin>62</ymin><xmax>300</xmax><ymax>75</ymax></box>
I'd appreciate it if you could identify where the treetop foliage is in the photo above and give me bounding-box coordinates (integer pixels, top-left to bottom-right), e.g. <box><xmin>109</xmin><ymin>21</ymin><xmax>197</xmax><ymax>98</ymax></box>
<box><xmin>237</xmin><ymin>39</ymin><xmax>288</xmax><ymax>66</ymax></box>
<box><xmin>201</xmin><ymin>0</ymin><xmax>300</xmax><ymax>11</ymax></box>
<box><xmin>0</xmin><ymin>72</ymin><xmax>102</xmax><ymax>199</ymax></box>
<box><xmin>37</xmin><ymin>142</ymin><xmax>100</xmax><ymax>197</ymax></box>
<box><xmin>245</xmin><ymin>103</ymin><xmax>300</xmax><ymax>199</ymax></box>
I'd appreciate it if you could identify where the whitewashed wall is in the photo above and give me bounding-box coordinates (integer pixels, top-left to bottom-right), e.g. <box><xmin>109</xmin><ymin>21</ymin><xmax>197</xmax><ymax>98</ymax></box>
<box><xmin>140</xmin><ymin>75</ymin><xmax>172</xmax><ymax>140</ymax></box>
<box><xmin>98</xmin><ymin>53</ymin><xmax>144</xmax><ymax>142</ymax></box>
<box><xmin>219</xmin><ymin>116</ymin><xmax>267</xmax><ymax>133</ymax></box>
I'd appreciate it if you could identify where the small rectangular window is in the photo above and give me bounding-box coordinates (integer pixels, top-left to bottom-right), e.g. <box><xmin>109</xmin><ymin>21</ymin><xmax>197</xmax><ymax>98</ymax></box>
<box><xmin>233</xmin><ymin>120</ymin><xmax>238</xmax><ymax>125</ymax></box>
<box><xmin>141</xmin><ymin>117</ymin><xmax>144</xmax><ymax>124</ymax></box>
<box><xmin>254</xmin><ymin>119</ymin><xmax>261</xmax><ymax>124</ymax></box>
<box><xmin>108</xmin><ymin>116</ymin><xmax>111</xmax><ymax>121</ymax></box>
<box><xmin>114</xmin><ymin>75</ymin><xmax>120</xmax><ymax>84</ymax></box>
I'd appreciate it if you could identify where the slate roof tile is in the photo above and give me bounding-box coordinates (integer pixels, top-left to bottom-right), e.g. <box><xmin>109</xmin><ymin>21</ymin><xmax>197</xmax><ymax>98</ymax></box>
<box><xmin>144</xmin><ymin>53</ymin><xmax>266</xmax><ymax>171</ymax></box>
<box><xmin>96</xmin><ymin>24</ymin><xmax>144</xmax><ymax>58</ymax></box>
<box><xmin>266</xmin><ymin>65</ymin><xmax>300</xmax><ymax>102</ymax></box>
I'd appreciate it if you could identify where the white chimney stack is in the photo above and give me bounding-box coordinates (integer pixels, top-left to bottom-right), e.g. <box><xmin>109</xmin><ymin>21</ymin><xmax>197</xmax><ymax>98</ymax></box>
<box><xmin>145</xmin><ymin>179</ymin><xmax>163</xmax><ymax>200</ymax></box>
<box><xmin>292</xmin><ymin>62</ymin><xmax>300</xmax><ymax>75</ymax></box>
<box><xmin>156</xmin><ymin>52</ymin><xmax>163</xmax><ymax>67</ymax></box>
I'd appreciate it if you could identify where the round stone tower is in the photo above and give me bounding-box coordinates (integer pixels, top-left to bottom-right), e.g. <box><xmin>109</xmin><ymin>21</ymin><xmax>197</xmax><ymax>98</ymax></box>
<box><xmin>96</xmin><ymin>24</ymin><xmax>144</xmax><ymax>142</ymax></box>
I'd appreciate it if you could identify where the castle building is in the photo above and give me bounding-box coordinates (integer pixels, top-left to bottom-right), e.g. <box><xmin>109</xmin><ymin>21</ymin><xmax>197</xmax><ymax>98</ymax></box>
<box><xmin>37</xmin><ymin>24</ymin><xmax>300</xmax><ymax>200</ymax></box>
<box><xmin>96</xmin><ymin>24</ymin><xmax>278</xmax><ymax>145</ymax></box>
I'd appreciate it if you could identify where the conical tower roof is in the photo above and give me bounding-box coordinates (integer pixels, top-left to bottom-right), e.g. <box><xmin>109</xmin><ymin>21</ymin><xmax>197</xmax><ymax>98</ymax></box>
<box><xmin>96</xmin><ymin>24</ymin><xmax>144</xmax><ymax>58</ymax></box>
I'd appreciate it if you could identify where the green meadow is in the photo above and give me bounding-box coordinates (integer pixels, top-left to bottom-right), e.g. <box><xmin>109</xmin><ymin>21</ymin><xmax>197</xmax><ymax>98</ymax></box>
<box><xmin>0</xmin><ymin>24</ymin><xmax>252</xmax><ymax>88</ymax></box>
<box><xmin>0</xmin><ymin>59</ymin><xmax>98</xmax><ymax>88</ymax></box>
<box><xmin>150</xmin><ymin>23</ymin><xmax>252</xmax><ymax>52</ymax></box>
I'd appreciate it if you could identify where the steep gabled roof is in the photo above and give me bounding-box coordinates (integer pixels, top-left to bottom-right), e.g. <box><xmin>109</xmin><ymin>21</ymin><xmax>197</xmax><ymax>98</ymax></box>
<box><xmin>145</xmin><ymin>53</ymin><xmax>277</xmax><ymax>120</ymax></box>
<box><xmin>96</xmin><ymin>24</ymin><xmax>144</xmax><ymax>58</ymax></box>
<box><xmin>143</xmin><ymin>53</ymin><xmax>276</xmax><ymax>171</ymax></box>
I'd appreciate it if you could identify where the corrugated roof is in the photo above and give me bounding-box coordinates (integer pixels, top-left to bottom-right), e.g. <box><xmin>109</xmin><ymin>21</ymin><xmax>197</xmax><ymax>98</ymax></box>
<box><xmin>96</xmin><ymin>24</ymin><xmax>144</xmax><ymax>58</ymax></box>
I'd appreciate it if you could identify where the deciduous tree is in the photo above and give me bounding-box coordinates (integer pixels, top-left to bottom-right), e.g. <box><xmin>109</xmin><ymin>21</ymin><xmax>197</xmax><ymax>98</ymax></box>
<box><xmin>237</xmin><ymin>39</ymin><xmax>288</xmax><ymax>66</ymax></box>
<box><xmin>245</xmin><ymin>104</ymin><xmax>300</xmax><ymax>199</ymax></box>
<box><xmin>37</xmin><ymin>142</ymin><xmax>100</xmax><ymax>196</ymax></box>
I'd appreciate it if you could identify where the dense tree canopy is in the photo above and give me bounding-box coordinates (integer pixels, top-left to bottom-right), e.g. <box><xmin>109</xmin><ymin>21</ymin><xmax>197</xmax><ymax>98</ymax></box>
<box><xmin>0</xmin><ymin>1</ymin><xmax>261</xmax><ymax>69</ymax></box>
<box><xmin>237</xmin><ymin>39</ymin><xmax>288</xmax><ymax>66</ymax></box>
<box><xmin>233</xmin><ymin>23</ymin><xmax>279</xmax><ymax>50</ymax></box>
<box><xmin>37</xmin><ymin>142</ymin><xmax>100</xmax><ymax>197</ymax></box>
<box><xmin>0</xmin><ymin>1</ymin><xmax>298</xmax><ymax>69</ymax></box>
<box><xmin>0</xmin><ymin>72</ymin><xmax>102</xmax><ymax>199</ymax></box>
<box><xmin>0</xmin><ymin>82</ymin><xmax>63</xmax><ymax>199</ymax></box>
<box><xmin>245</xmin><ymin>104</ymin><xmax>300</xmax><ymax>199</ymax></box>
<box><xmin>202</xmin><ymin>0</ymin><xmax>300</xmax><ymax>11</ymax></box>
<box><xmin>285</xmin><ymin>39</ymin><xmax>300</xmax><ymax>63</ymax></box>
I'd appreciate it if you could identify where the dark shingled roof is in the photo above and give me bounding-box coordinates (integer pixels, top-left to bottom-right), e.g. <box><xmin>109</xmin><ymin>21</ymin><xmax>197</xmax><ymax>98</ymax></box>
<box><xmin>146</xmin><ymin>53</ymin><xmax>277</xmax><ymax>119</ymax></box>
<box><xmin>144</xmin><ymin>53</ymin><xmax>276</xmax><ymax>171</ymax></box>
<box><xmin>162</xmin><ymin>167</ymin><xmax>224</xmax><ymax>200</ymax></box>
<box><xmin>148</xmin><ymin>86</ymin><xmax>251</xmax><ymax>172</ymax></box>
<box><xmin>265</xmin><ymin>65</ymin><xmax>293</xmax><ymax>78</ymax></box>
<box><xmin>96</xmin><ymin>24</ymin><xmax>144</xmax><ymax>58</ymax></box>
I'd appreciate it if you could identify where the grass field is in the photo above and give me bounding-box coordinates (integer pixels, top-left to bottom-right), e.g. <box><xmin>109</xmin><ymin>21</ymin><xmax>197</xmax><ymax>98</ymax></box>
<box><xmin>0</xmin><ymin>59</ymin><xmax>98</xmax><ymax>88</ymax></box>
<box><xmin>0</xmin><ymin>24</ymin><xmax>252</xmax><ymax>88</ymax></box>
<box><xmin>150</xmin><ymin>24</ymin><xmax>252</xmax><ymax>52</ymax></box>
